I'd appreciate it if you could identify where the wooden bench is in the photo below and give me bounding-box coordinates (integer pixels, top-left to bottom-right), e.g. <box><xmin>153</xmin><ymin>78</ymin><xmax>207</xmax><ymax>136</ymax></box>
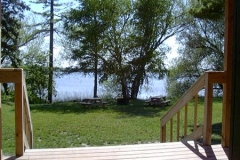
<box><xmin>80</xmin><ymin>101</ymin><xmax>108</xmax><ymax>108</ymax></box>
<box><xmin>144</xmin><ymin>97</ymin><xmax>170</xmax><ymax>107</ymax></box>
<box><xmin>162</xmin><ymin>100</ymin><xmax>171</xmax><ymax>106</ymax></box>
<box><xmin>144</xmin><ymin>100</ymin><xmax>151</xmax><ymax>105</ymax></box>
<box><xmin>80</xmin><ymin>102</ymin><xmax>93</xmax><ymax>107</ymax></box>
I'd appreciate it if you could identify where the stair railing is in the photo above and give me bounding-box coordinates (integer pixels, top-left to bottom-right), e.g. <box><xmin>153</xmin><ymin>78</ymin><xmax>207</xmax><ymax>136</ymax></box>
<box><xmin>160</xmin><ymin>71</ymin><xmax>226</xmax><ymax>145</ymax></box>
<box><xmin>0</xmin><ymin>68</ymin><xmax>33</xmax><ymax>156</ymax></box>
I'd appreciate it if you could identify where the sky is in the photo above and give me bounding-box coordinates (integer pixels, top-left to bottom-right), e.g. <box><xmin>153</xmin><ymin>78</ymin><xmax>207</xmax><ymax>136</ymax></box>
<box><xmin>23</xmin><ymin>0</ymin><xmax>179</xmax><ymax>68</ymax></box>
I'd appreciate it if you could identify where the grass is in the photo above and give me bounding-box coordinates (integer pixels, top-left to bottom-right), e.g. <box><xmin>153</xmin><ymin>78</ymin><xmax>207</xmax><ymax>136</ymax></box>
<box><xmin>164</xmin><ymin>97</ymin><xmax>223</xmax><ymax>143</ymax></box>
<box><xmin>2</xmin><ymin>98</ymin><xmax>223</xmax><ymax>156</ymax></box>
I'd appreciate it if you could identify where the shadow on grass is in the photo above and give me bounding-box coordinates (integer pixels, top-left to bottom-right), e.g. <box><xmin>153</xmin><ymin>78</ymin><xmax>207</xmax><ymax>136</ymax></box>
<box><xmin>30</xmin><ymin>102</ymin><xmax>100</xmax><ymax>114</ymax></box>
<box><xmin>190</xmin><ymin>122</ymin><xmax>222</xmax><ymax>145</ymax></box>
<box><xmin>105</xmin><ymin>99</ymin><xmax>171</xmax><ymax>117</ymax></box>
<box><xmin>29</xmin><ymin>99</ymin><xmax>171</xmax><ymax>117</ymax></box>
<box><xmin>211</xmin><ymin>122</ymin><xmax>222</xmax><ymax>144</ymax></box>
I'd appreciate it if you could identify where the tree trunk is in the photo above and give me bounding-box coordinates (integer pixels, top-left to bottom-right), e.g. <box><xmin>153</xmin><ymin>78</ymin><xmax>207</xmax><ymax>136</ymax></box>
<box><xmin>48</xmin><ymin>0</ymin><xmax>54</xmax><ymax>103</ymax></box>
<box><xmin>93</xmin><ymin>53</ymin><xmax>98</xmax><ymax>98</ymax></box>
<box><xmin>130</xmin><ymin>66</ymin><xmax>145</xmax><ymax>99</ymax></box>
<box><xmin>131</xmin><ymin>77</ymin><xmax>141</xmax><ymax>99</ymax></box>
<box><xmin>2</xmin><ymin>83</ymin><xmax>9</xmax><ymax>95</ymax></box>
<box><xmin>121</xmin><ymin>77</ymin><xmax>129</xmax><ymax>98</ymax></box>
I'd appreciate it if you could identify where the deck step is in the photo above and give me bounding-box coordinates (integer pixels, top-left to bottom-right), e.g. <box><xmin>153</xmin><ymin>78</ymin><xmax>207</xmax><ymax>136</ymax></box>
<box><xmin>4</xmin><ymin>141</ymin><xmax>229</xmax><ymax>160</ymax></box>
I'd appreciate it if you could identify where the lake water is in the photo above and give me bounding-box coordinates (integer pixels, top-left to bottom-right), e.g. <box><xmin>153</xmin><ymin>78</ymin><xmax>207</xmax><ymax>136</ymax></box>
<box><xmin>54</xmin><ymin>73</ymin><xmax>167</xmax><ymax>101</ymax></box>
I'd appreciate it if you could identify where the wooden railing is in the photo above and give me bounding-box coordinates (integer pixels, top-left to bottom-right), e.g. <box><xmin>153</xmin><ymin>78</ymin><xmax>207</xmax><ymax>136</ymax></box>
<box><xmin>0</xmin><ymin>68</ymin><xmax>33</xmax><ymax>156</ymax></box>
<box><xmin>160</xmin><ymin>71</ymin><xmax>227</xmax><ymax>145</ymax></box>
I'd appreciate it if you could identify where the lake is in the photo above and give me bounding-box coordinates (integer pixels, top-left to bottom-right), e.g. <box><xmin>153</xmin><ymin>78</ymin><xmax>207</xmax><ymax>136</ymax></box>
<box><xmin>54</xmin><ymin>73</ymin><xmax>167</xmax><ymax>101</ymax></box>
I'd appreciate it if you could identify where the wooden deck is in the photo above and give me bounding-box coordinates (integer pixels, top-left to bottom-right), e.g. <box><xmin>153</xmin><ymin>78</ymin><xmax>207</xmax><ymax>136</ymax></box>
<box><xmin>3</xmin><ymin>141</ymin><xmax>229</xmax><ymax>160</ymax></box>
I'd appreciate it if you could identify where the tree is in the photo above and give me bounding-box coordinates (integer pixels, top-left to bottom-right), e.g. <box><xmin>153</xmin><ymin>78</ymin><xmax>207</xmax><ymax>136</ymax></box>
<box><xmin>166</xmin><ymin>1</ymin><xmax>224</xmax><ymax>98</ymax></box>
<box><xmin>189</xmin><ymin>0</ymin><xmax>224</xmax><ymax>20</ymax></box>
<box><xmin>1</xmin><ymin>0</ymin><xmax>30</xmax><ymax>95</ymax></box>
<box><xmin>21</xmin><ymin>37</ymin><xmax>50</xmax><ymax>103</ymax></box>
<box><xmin>128</xmin><ymin>0</ymin><xmax>183</xmax><ymax>98</ymax></box>
<box><xmin>30</xmin><ymin>0</ymin><xmax>63</xmax><ymax>103</ymax></box>
<box><xmin>62</xmin><ymin>0</ymin><xmax>186</xmax><ymax>99</ymax></box>
<box><xmin>103</xmin><ymin>0</ymin><xmax>185</xmax><ymax>99</ymax></box>
<box><xmin>63</xmin><ymin>0</ymin><xmax>114</xmax><ymax>98</ymax></box>
<box><xmin>1</xmin><ymin>0</ymin><xmax>29</xmax><ymax>66</ymax></box>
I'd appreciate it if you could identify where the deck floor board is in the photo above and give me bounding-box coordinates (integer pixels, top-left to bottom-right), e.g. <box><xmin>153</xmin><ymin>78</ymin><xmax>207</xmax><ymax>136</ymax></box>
<box><xmin>3</xmin><ymin>141</ymin><xmax>229</xmax><ymax>160</ymax></box>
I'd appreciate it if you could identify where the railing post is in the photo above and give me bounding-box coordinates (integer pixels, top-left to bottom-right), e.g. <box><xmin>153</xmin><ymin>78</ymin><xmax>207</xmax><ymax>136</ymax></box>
<box><xmin>15</xmin><ymin>81</ymin><xmax>24</xmax><ymax>156</ymax></box>
<box><xmin>222</xmin><ymin>0</ymin><xmax>233</xmax><ymax>148</ymax></box>
<box><xmin>170</xmin><ymin>118</ymin><xmax>173</xmax><ymax>142</ymax></box>
<box><xmin>160</xmin><ymin>125</ymin><xmax>166</xmax><ymax>142</ymax></box>
<box><xmin>194</xmin><ymin>95</ymin><xmax>198</xmax><ymax>131</ymax></box>
<box><xmin>184</xmin><ymin>104</ymin><xmax>188</xmax><ymax>137</ymax></box>
<box><xmin>177</xmin><ymin>111</ymin><xmax>180</xmax><ymax>141</ymax></box>
<box><xmin>203</xmin><ymin>78</ymin><xmax>213</xmax><ymax>146</ymax></box>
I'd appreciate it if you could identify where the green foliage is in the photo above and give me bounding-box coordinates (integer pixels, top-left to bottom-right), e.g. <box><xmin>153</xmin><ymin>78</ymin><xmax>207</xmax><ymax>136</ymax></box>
<box><xmin>166</xmin><ymin>56</ymin><xmax>199</xmax><ymax>98</ymax></box>
<box><xmin>99</xmin><ymin>77</ymin><xmax>123</xmax><ymax>99</ymax></box>
<box><xmin>22</xmin><ymin>54</ymin><xmax>49</xmax><ymax>103</ymax></box>
<box><xmin>62</xmin><ymin>0</ymin><xmax>184</xmax><ymax>99</ymax></box>
<box><xmin>167</xmin><ymin>7</ymin><xmax>224</xmax><ymax>98</ymax></box>
<box><xmin>1</xmin><ymin>0</ymin><xmax>30</xmax><ymax>66</ymax></box>
<box><xmin>20</xmin><ymin>37</ymin><xmax>54</xmax><ymax>104</ymax></box>
<box><xmin>189</xmin><ymin>0</ymin><xmax>224</xmax><ymax>20</ymax></box>
<box><xmin>1</xmin><ymin>86</ymin><xmax>15</xmax><ymax>102</ymax></box>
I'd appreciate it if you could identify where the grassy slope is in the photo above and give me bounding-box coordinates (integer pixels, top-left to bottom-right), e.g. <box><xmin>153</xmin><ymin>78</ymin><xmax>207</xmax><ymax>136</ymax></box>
<box><xmin>2</xmin><ymin>98</ymin><xmax>222</xmax><ymax>155</ymax></box>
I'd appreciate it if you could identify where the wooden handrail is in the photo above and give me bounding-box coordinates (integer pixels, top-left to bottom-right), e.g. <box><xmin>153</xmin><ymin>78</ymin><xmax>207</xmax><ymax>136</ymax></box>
<box><xmin>0</xmin><ymin>68</ymin><xmax>33</xmax><ymax>156</ymax></box>
<box><xmin>160</xmin><ymin>71</ymin><xmax>226</xmax><ymax>144</ymax></box>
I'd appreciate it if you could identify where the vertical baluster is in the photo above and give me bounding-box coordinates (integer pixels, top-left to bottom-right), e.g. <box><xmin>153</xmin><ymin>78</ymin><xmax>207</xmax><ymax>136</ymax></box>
<box><xmin>177</xmin><ymin>111</ymin><xmax>180</xmax><ymax>141</ymax></box>
<box><xmin>194</xmin><ymin>95</ymin><xmax>198</xmax><ymax>131</ymax></box>
<box><xmin>184</xmin><ymin>103</ymin><xmax>188</xmax><ymax>137</ymax></box>
<box><xmin>161</xmin><ymin>125</ymin><xmax>166</xmax><ymax>142</ymax></box>
<box><xmin>170</xmin><ymin>118</ymin><xmax>173</xmax><ymax>142</ymax></box>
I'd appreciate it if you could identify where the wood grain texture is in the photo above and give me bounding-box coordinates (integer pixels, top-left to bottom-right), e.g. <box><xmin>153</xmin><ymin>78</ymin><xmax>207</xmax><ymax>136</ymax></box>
<box><xmin>3</xmin><ymin>141</ymin><xmax>229</xmax><ymax>160</ymax></box>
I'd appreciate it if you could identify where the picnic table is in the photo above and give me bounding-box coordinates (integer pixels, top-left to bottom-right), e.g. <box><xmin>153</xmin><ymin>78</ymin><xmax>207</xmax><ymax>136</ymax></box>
<box><xmin>80</xmin><ymin>98</ymin><xmax>107</xmax><ymax>108</ymax></box>
<box><xmin>144</xmin><ymin>96</ymin><xmax>170</xmax><ymax>106</ymax></box>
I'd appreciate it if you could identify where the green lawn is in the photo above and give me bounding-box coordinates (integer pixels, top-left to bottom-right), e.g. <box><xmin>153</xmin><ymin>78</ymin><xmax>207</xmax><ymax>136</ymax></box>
<box><xmin>2</xmin><ymin>98</ymin><xmax>223</xmax><ymax>155</ymax></box>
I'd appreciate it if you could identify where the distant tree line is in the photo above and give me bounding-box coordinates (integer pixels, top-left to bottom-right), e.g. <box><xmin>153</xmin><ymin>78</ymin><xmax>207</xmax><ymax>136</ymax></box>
<box><xmin>1</xmin><ymin>0</ymin><xmax>224</xmax><ymax>102</ymax></box>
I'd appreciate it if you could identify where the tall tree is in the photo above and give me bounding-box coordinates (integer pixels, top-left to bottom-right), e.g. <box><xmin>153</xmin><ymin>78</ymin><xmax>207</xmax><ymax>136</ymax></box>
<box><xmin>63</xmin><ymin>0</ymin><xmax>119</xmax><ymax>98</ymax></box>
<box><xmin>49</xmin><ymin>0</ymin><xmax>54</xmax><ymax>103</ymax></box>
<box><xmin>30</xmin><ymin>0</ymin><xmax>62</xmax><ymax>103</ymax></box>
<box><xmin>1</xmin><ymin>0</ymin><xmax>30</xmax><ymax>95</ymax></box>
<box><xmin>62</xmin><ymin>0</ymin><xmax>186</xmax><ymax>99</ymax></box>
<box><xmin>1</xmin><ymin>0</ymin><xmax>29</xmax><ymax>66</ymax></box>
<box><xmin>167</xmin><ymin>1</ymin><xmax>225</xmax><ymax>98</ymax></box>
<box><xmin>128</xmin><ymin>0</ymin><xmax>182</xmax><ymax>98</ymax></box>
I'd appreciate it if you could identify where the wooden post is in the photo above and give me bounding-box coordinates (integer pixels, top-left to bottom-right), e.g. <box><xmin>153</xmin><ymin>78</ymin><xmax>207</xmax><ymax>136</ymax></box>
<box><xmin>160</xmin><ymin>125</ymin><xmax>166</xmax><ymax>142</ymax></box>
<box><xmin>203</xmin><ymin>76</ymin><xmax>213</xmax><ymax>146</ymax></box>
<box><xmin>177</xmin><ymin>111</ymin><xmax>180</xmax><ymax>141</ymax></box>
<box><xmin>184</xmin><ymin>104</ymin><xmax>188</xmax><ymax>137</ymax></box>
<box><xmin>170</xmin><ymin>118</ymin><xmax>173</xmax><ymax>142</ymax></box>
<box><xmin>194</xmin><ymin>95</ymin><xmax>198</xmax><ymax>131</ymax></box>
<box><xmin>15</xmin><ymin>81</ymin><xmax>24</xmax><ymax>156</ymax></box>
<box><xmin>222</xmin><ymin>0</ymin><xmax>233</xmax><ymax>147</ymax></box>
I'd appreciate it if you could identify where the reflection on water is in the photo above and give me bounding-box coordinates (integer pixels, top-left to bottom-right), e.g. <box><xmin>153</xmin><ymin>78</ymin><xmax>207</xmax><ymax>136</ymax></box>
<box><xmin>54</xmin><ymin>73</ymin><xmax>166</xmax><ymax>101</ymax></box>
